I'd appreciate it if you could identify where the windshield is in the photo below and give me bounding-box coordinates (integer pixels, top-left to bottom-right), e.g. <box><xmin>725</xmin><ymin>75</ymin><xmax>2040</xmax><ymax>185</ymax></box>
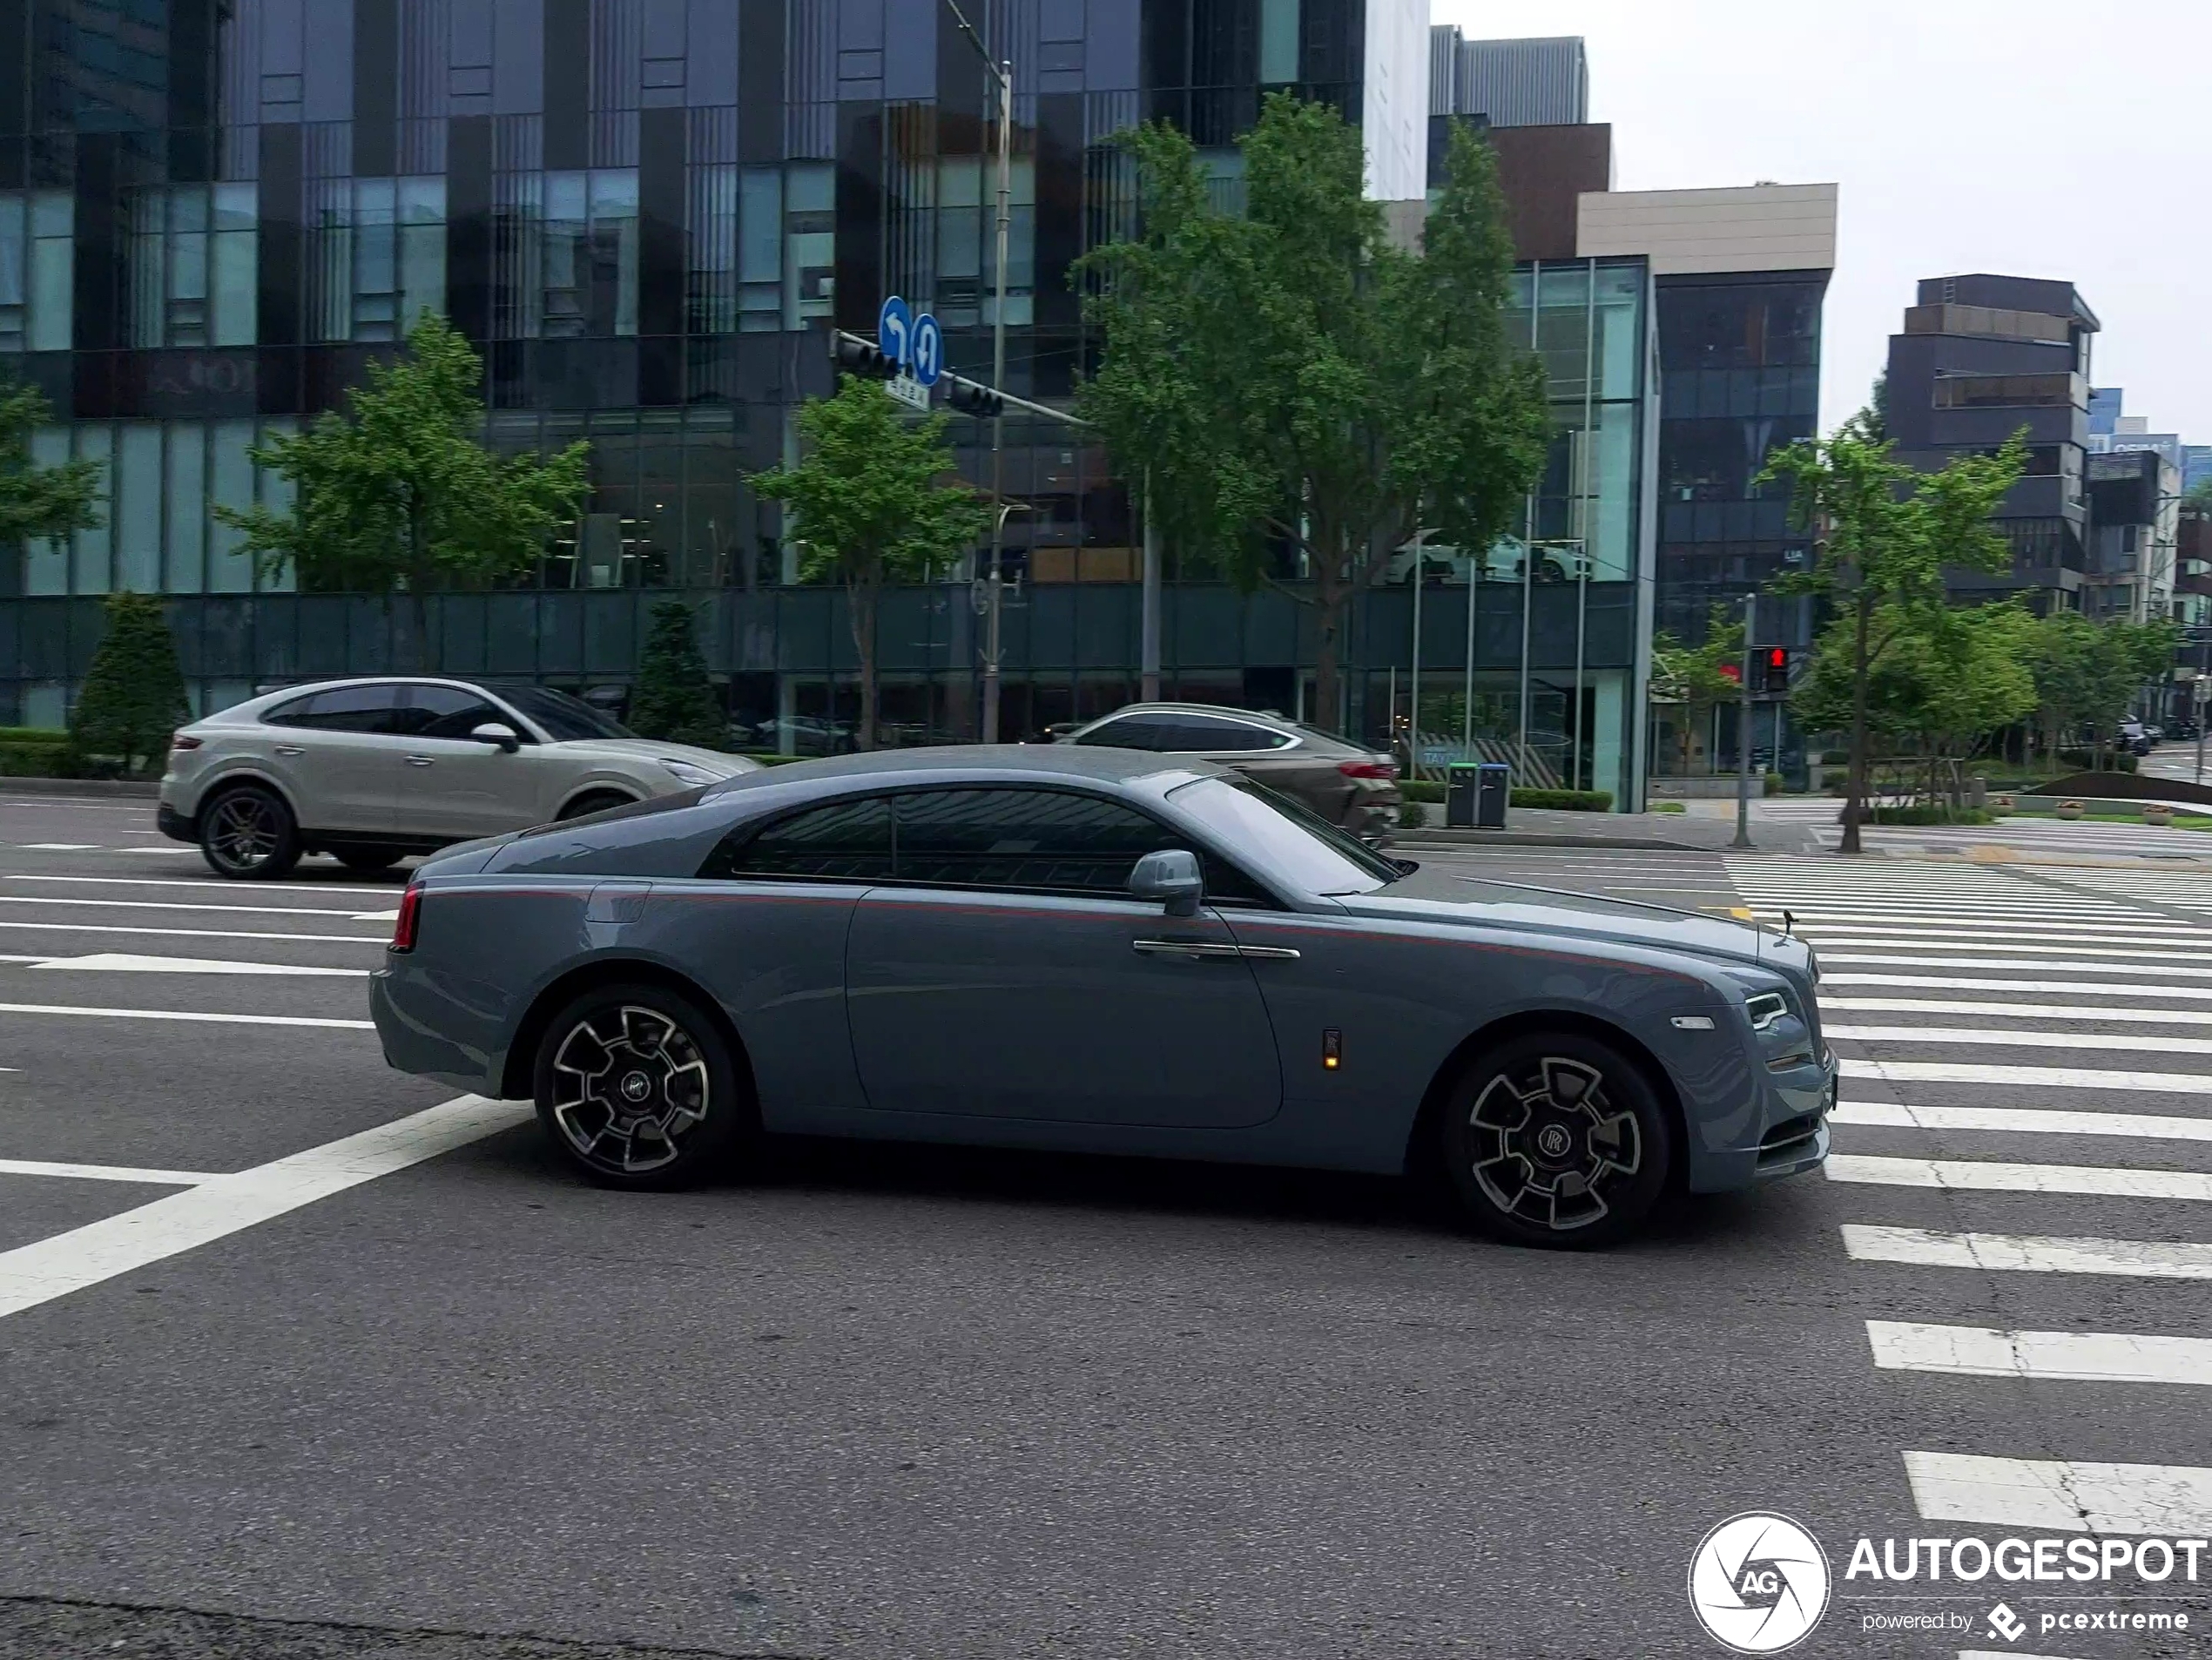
<box><xmin>497</xmin><ymin>685</ymin><xmax>636</xmax><ymax>743</ymax></box>
<box><xmin>1168</xmin><ymin>774</ymin><xmax>1403</xmax><ymax>895</ymax></box>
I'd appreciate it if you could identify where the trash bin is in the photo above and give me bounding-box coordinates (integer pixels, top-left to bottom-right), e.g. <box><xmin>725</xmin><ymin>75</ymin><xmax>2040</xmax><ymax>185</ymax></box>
<box><xmin>1444</xmin><ymin>762</ymin><xmax>1483</xmax><ymax>828</ymax></box>
<box><xmin>1475</xmin><ymin>762</ymin><xmax>1510</xmax><ymax>828</ymax></box>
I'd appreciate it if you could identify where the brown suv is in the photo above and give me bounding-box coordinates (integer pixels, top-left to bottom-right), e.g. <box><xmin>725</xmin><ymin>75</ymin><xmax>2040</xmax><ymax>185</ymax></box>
<box><xmin>1059</xmin><ymin>703</ymin><xmax>1402</xmax><ymax>843</ymax></box>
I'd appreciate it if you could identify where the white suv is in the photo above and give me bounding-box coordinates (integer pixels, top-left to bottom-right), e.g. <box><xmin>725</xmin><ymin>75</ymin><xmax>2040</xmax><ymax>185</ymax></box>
<box><xmin>158</xmin><ymin>678</ymin><xmax>758</xmax><ymax>879</ymax></box>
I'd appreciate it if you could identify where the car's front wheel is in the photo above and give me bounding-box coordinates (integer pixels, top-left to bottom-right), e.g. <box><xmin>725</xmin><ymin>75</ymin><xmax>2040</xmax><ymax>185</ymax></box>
<box><xmin>531</xmin><ymin>982</ymin><xmax>751</xmax><ymax>1190</ymax></box>
<box><xmin>557</xmin><ymin>789</ymin><xmax>637</xmax><ymax>821</ymax></box>
<box><xmin>1438</xmin><ymin>1031</ymin><xmax>1673</xmax><ymax>1248</ymax></box>
<box><xmin>198</xmin><ymin>784</ymin><xmax>302</xmax><ymax>880</ymax></box>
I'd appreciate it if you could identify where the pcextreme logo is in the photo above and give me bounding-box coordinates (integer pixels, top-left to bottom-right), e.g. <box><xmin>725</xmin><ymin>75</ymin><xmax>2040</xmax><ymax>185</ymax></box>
<box><xmin>1688</xmin><ymin>1512</ymin><xmax>1832</xmax><ymax>1654</ymax></box>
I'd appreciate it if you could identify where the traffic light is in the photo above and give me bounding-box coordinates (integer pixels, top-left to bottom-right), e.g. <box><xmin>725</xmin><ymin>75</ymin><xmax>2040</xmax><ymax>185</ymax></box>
<box><xmin>1760</xmin><ymin>646</ymin><xmax>1791</xmax><ymax>693</ymax></box>
<box><xmin>946</xmin><ymin>376</ymin><xmax>1004</xmax><ymax>419</ymax></box>
<box><xmin>831</xmin><ymin>334</ymin><xmax>900</xmax><ymax>381</ymax></box>
<box><xmin>1718</xmin><ymin>661</ymin><xmax>1742</xmax><ymax>685</ymax></box>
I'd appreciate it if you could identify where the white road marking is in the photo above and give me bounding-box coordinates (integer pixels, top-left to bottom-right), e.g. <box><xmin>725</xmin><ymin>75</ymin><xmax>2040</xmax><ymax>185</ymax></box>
<box><xmin>2</xmin><ymin>872</ymin><xmax>399</xmax><ymax>898</ymax></box>
<box><xmin>1844</xmin><ymin>1225</ymin><xmax>2212</xmax><ymax>1280</ymax></box>
<box><xmin>0</xmin><ymin>1157</ymin><xmax>218</xmax><ymax>1185</ymax></box>
<box><xmin>1823</xmin><ymin>974</ymin><xmax>2212</xmax><ymax>1001</ymax></box>
<box><xmin>1826</xmin><ymin>998</ymin><xmax>2212</xmax><ymax>1024</ymax></box>
<box><xmin>0</xmin><ymin>894</ymin><xmax>372</xmax><ymax>919</ymax></box>
<box><xmin>351</xmin><ymin>910</ymin><xmax>401</xmax><ymax>922</ymax></box>
<box><xmin>1830</xmin><ymin>1025</ymin><xmax>2212</xmax><ymax>1056</ymax></box>
<box><xmin>0</xmin><ymin>1095</ymin><xmax>530</xmax><ymax>1319</ymax></box>
<box><xmin>1869</xmin><ymin>1320</ymin><xmax>2212</xmax><ymax>1387</ymax></box>
<box><xmin>1905</xmin><ymin>1451</ymin><xmax>2212</xmax><ymax>1534</ymax></box>
<box><xmin>1823</xmin><ymin>945</ymin><xmax>2212</xmax><ymax>968</ymax></box>
<box><xmin>28</xmin><ymin>953</ymin><xmax>366</xmax><ymax>976</ymax></box>
<box><xmin>0</xmin><ymin>1002</ymin><xmax>373</xmax><ymax>1029</ymax></box>
<box><xmin>1798</xmin><ymin>925</ymin><xmax>2203</xmax><ymax>948</ymax></box>
<box><xmin>1826</xmin><ymin>1155</ymin><xmax>2212</xmax><ymax>1202</ymax></box>
<box><xmin>12</xmin><ymin>843</ymin><xmax>100</xmax><ymax>851</ymax></box>
<box><xmin>1842</xmin><ymin>1057</ymin><xmax>2212</xmax><ymax>1095</ymax></box>
<box><xmin>0</xmin><ymin>919</ymin><xmax>383</xmax><ymax>946</ymax></box>
<box><xmin>1833</xmin><ymin>1102</ymin><xmax>2212</xmax><ymax>1143</ymax></box>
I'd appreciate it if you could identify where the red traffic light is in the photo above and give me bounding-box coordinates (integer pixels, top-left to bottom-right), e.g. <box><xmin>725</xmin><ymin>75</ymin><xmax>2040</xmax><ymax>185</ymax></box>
<box><xmin>1718</xmin><ymin>662</ymin><xmax>1742</xmax><ymax>683</ymax></box>
<box><xmin>1761</xmin><ymin>646</ymin><xmax>1791</xmax><ymax>693</ymax></box>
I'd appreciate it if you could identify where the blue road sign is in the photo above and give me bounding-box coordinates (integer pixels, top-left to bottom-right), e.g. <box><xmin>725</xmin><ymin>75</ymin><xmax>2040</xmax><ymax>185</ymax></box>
<box><xmin>876</xmin><ymin>294</ymin><xmax>912</xmax><ymax>368</ymax></box>
<box><xmin>911</xmin><ymin>313</ymin><xmax>943</xmax><ymax>387</ymax></box>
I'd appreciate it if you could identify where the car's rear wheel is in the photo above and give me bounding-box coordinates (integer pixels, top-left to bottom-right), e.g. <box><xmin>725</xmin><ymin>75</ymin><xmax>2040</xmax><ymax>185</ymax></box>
<box><xmin>558</xmin><ymin>789</ymin><xmax>636</xmax><ymax>821</ymax></box>
<box><xmin>1438</xmin><ymin>1031</ymin><xmax>1673</xmax><ymax>1249</ymax></box>
<box><xmin>334</xmin><ymin>848</ymin><xmax>403</xmax><ymax>873</ymax></box>
<box><xmin>532</xmin><ymin>982</ymin><xmax>750</xmax><ymax>1190</ymax></box>
<box><xmin>198</xmin><ymin>785</ymin><xmax>302</xmax><ymax>880</ymax></box>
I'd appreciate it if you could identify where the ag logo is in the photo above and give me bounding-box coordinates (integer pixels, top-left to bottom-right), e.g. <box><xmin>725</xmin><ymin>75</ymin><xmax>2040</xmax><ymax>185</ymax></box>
<box><xmin>1688</xmin><ymin>1512</ymin><xmax>1831</xmax><ymax>1653</ymax></box>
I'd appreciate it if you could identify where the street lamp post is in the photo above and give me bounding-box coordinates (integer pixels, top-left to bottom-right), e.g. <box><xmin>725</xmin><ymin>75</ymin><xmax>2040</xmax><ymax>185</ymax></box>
<box><xmin>939</xmin><ymin>0</ymin><xmax>1014</xmax><ymax>742</ymax></box>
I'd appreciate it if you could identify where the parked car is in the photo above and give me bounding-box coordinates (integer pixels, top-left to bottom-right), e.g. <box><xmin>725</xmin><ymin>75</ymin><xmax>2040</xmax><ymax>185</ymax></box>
<box><xmin>158</xmin><ymin>677</ymin><xmax>759</xmax><ymax>880</ymax></box>
<box><xmin>370</xmin><ymin>746</ymin><xmax>1831</xmax><ymax>1246</ymax></box>
<box><xmin>1057</xmin><ymin>702</ymin><xmax>1401</xmax><ymax>843</ymax></box>
<box><xmin>2120</xmin><ymin>719</ymin><xmax>2154</xmax><ymax>756</ymax></box>
<box><xmin>741</xmin><ymin>715</ymin><xmax>855</xmax><ymax>755</ymax></box>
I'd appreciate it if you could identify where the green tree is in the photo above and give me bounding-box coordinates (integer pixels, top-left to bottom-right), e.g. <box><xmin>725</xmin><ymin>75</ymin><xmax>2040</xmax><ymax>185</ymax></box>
<box><xmin>631</xmin><ymin>598</ymin><xmax>725</xmax><ymax>747</ymax></box>
<box><xmin>752</xmin><ymin>375</ymin><xmax>986</xmax><ymax>751</ymax></box>
<box><xmin>1758</xmin><ymin>418</ymin><xmax>2026</xmax><ymax>852</ymax></box>
<box><xmin>2024</xmin><ymin>612</ymin><xmax>2179</xmax><ymax>767</ymax></box>
<box><xmin>0</xmin><ymin>381</ymin><xmax>105</xmax><ymax>550</ymax></box>
<box><xmin>2186</xmin><ymin>476</ymin><xmax>2212</xmax><ymax>512</ymax></box>
<box><xmin>71</xmin><ymin>591</ymin><xmax>189</xmax><ymax>776</ymax></box>
<box><xmin>1076</xmin><ymin>98</ymin><xmax>1550</xmax><ymax>727</ymax></box>
<box><xmin>1649</xmin><ymin>604</ymin><xmax>1746</xmax><ymax>775</ymax></box>
<box><xmin>214</xmin><ymin>312</ymin><xmax>589</xmax><ymax>666</ymax></box>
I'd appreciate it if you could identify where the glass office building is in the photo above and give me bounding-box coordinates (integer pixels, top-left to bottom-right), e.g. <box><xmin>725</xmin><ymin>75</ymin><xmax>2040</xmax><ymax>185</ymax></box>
<box><xmin>0</xmin><ymin>0</ymin><xmax>1653</xmax><ymax>804</ymax></box>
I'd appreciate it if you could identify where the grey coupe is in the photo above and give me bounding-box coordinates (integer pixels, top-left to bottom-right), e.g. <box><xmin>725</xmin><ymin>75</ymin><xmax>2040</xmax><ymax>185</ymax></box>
<box><xmin>370</xmin><ymin>746</ymin><xmax>1833</xmax><ymax>1246</ymax></box>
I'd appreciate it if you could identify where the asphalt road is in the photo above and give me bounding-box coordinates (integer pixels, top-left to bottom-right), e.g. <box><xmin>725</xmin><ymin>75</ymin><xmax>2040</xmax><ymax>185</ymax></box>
<box><xmin>1</xmin><ymin>800</ymin><xmax>2209</xmax><ymax>1659</ymax></box>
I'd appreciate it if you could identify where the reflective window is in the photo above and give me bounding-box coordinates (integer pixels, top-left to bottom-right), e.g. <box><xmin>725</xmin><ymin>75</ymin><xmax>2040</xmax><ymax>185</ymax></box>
<box><xmin>127</xmin><ymin>184</ymin><xmax>256</xmax><ymax>348</ymax></box>
<box><xmin>1168</xmin><ymin>775</ymin><xmax>1401</xmax><ymax>895</ymax></box>
<box><xmin>891</xmin><ymin>787</ymin><xmax>1186</xmax><ymax>894</ymax></box>
<box><xmin>495</xmin><ymin>685</ymin><xmax>632</xmax><ymax>742</ymax></box>
<box><xmin>0</xmin><ymin>191</ymin><xmax>75</xmax><ymax>352</ymax></box>
<box><xmin>1152</xmin><ymin>715</ymin><xmax>1290</xmax><ymax>752</ymax></box>
<box><xmin>1073</xmin><ymin>715</ymin><xmax>1165</xmax><ymax>750</ymax></box>
<box><xmin>264</xmin><ymin>685</ymin><xmax>400</xmax><ymax>733</ymax></box>
<box><xmin>706</xmin><ymin>796</ymin><xmax>894</xmax><ymax>881</ymax></box>
<box><xmin>394</xmin><ymin>685</ymin><xmax>508</xmax><ymax>740</ymax></box>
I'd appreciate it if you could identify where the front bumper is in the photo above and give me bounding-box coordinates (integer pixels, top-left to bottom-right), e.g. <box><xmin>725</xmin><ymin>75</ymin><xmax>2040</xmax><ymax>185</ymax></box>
<box><xmin>1685</xmin><ymin>1048</ymin><xmax>1836</xmax><ymax>1192</ymax></box>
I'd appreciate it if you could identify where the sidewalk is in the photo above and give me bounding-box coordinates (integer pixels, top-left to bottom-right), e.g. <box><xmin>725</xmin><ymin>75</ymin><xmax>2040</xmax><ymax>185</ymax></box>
<box><xmin>1396</xmin><ymin>804</ymin><xmax>1822</xmax><ymax>854</ymax></box>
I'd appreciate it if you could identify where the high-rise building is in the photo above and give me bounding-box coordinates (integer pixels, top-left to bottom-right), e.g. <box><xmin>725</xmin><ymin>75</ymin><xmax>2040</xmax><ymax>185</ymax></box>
<box><xmin>1426</xmin><ymin>30</ymin><xmax>1587</xmax><ymax>128</ymax></box>
<box><xmin>1</xmin><ymin>1</ymin><xmax>1670</xmax><ymax>804</ymax></box>
<box><xmin>1883</xmin><ymin>274</ymin><xmax>2100</xmax><ymax>611</ymax></box>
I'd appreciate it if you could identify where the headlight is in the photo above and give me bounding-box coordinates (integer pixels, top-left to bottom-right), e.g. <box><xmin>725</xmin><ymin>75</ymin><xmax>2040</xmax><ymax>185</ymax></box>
<box><xmin>661</xmin><ymin>759</ymin><xmax>721</xmax><ymax>786</ymax></box>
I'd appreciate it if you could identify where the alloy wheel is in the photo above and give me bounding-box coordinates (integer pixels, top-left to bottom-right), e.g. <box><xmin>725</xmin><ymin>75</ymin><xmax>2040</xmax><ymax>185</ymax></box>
<box><xmin>207</xmin><ymin>793</ymin><xmax>280</xmax><ymax>872</ymax></box>
<box><xmin>1465</xmin><ymin>1056</ymin><xmax>1642</xmax><ymax>1233</ymax></box>
<box><xmin>548</xmin><ymin>1005</ymin><xmax>712</xmax><ymax>1175</ymax></box>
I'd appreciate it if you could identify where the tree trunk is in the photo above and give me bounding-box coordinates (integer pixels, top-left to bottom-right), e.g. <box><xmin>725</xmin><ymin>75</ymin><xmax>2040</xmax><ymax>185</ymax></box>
<box><xmin>1842</xmin><ymin>591</ymin><xmax>1872</xmax><ymax>854</ymax></box>
<box><xmin>848</xmin><ymin>567</ymin><xmax>879</xmax><ymax>752</ymax></box>
<box><xmin>1312</xmin><ymin>561</ymin><xmax>1345</xmax><ymax>736</ymax></box>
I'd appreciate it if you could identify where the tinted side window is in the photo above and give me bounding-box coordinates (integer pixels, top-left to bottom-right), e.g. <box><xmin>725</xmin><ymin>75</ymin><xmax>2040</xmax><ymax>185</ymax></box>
<box><xmin>394</xmin><ymin>685</ymin><xmax>509</xmax><ymax>740</ymax></box>
<box><xmin>1072</xmin><ymin>716</ymin><xmax>1162</xmax><ymax>750</ymax></box>
<box><xmin>265</xmin><ymin>685</ymin><xmax>398</xmax><ymax>733</ymax></box>
<box><xmin>702</xmin><ymin>796</ymin><xmax>894</xmax><ymax>881</ymax></box>
<box><xmin>1157</xmin><ymin>715</ymin><xmax>1287</xmax><ymax>752</ymax></box>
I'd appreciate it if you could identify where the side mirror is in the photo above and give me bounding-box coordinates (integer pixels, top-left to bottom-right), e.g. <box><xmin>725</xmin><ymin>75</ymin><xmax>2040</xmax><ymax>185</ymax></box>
<box><xmin>1129</xmin><ymin>848</ymin><xmax>1204</xmax><ymax>918</ymax></box>
<box><xmin>469</xmin><ymin>721</ymin><xmax>522</xmax><ymax>753</ymax></box>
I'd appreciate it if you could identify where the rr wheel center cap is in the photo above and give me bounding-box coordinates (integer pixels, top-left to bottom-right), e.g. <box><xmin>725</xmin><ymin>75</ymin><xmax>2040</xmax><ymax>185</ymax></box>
<box><xmin>1534</xmin><ymin>1122</ymin><xmax>1575</xmax><ymax>1161</ymax></box>
<box><xmin>618</xmin><ymin>1070</ymin><xmax>655</xmax><ymax>1104</ymax></box>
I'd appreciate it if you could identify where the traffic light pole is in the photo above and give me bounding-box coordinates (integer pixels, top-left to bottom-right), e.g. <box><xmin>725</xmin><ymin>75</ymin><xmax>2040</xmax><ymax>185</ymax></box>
<box><xmin>981</xmin><ymin>45</ymin><xmax>1012</xmax><ymax>742</ymax></box>
<box><xmin>1733</xmin><ymin>592</ymin><xmax>1756</xmax><ymax>850</ymax></box>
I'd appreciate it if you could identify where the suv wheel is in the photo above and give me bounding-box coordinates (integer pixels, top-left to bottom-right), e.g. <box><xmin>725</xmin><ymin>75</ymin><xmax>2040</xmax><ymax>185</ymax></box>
<box><xmin>532</xmin><ymin>982</ymin><xmax>752</xmax><ymax>1190</ymax></box>
<box><xmin>199</xmin><ymin>785</ymin><xmax>302</xmax><ymax>880</ymax></box>
<box><xmin>558</xmin><ymin>790</ymin><xmax>636</xmax><ymax>821</ymax></box>
<box><xmin>1438</xmin><ymin>1031</ymin><xmax>1673</xmax><ymax>1249</ymax></box>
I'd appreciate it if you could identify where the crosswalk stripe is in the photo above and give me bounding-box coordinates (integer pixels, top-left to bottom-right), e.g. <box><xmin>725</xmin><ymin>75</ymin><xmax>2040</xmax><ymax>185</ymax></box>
<box><xmin>1826</xmin><ymin>999</ymin><xmax>2212</xmax><ymax>1025</ymax></box>
<box><xmin>1822</xmin><ymin>974</ymin><xmax>2212</xmax><ymax>1001</ymax></box>
<box><xmin>1832</xmin><ymin>1102</ymin><xmax>2212</xmax><ymax>1143</ymax></box>
<box><xmin>1824</xmin><ymin>949</ymin><xmax>2212</xmax><ymax>975</ymax></box>
<box><xmin>1905</xmin><ymin>1451</ymin><xmax>2212</xmax><ymax>1534</ymax></box>
<box><xmin>1798</xmin><ymin>927</ymin><xmax>2205</xmax><ymax>948</ymax></box>
<box><xmin>1869</xmin><ymin>1321</ymin><xmax>2212</xmax><ymax>1387</ymax></box>
<box><xmin>1826</xmin><ymin>1155</ymin><xmax>2212</xmax><ymax>1201</ymax></box>
<box><xmin>1843</xmin><ymin>1057</ymin><xmax>2212</xmax><ymax>1093</ymax></box>
<box><xmin>1829</xmin><ymin>1026</ymin><xmax>2212</xmax><ymax>1056</ymax></box>
<box><xmin>1843</xmin><ymin>1225</ymin><xmax>2212</xmax><ymax>1279</ymax></box>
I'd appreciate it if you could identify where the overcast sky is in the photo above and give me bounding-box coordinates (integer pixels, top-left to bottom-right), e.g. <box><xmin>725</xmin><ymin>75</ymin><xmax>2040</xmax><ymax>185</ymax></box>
<box><xmin>1433</xmin><ymin>0</ymin><xmax>2209</xmax><ymax>442</ymax></box>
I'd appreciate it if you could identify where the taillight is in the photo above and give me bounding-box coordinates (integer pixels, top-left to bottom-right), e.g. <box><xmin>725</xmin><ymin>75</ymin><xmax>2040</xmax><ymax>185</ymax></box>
<box><xmin>1339</xmin><ymin>759</ymin><xmax>1397</xmax><ymax>779</ymax></box>
<box><xmin>171</xmin><ymin>733</ymin><xmax>202</xmax><ymax>751</ymax></box>
<box><xmin>391</xmin><ymin>883</ymin><xmax>421</xmax><ymax>953</ymax></box>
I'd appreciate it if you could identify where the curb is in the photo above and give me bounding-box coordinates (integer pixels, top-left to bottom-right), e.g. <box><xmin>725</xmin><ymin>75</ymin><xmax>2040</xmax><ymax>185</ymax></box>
<box><xmin>1394</xmin><ymin>832</ymin><xmax>1722</xmax><ymax>852</ymax></box>
<box><xmin>0</xmin><ymin>777</ymin><xmax>161</xmax><ymax>800</ymax></box>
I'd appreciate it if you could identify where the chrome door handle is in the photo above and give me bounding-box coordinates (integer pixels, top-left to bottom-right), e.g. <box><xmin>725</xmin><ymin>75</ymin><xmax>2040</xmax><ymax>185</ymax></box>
<box><xmin>1233</xmin><ymin>944</ymin><xmax>1301</xmax><ymax>961</ymax></box>
<box><xmin>405</xmin><ymin>755</ymin><xmax>435</xmax><ymax>766</ymax></box>
<box><xmin>273</xmin><ymin>745</ymin><xmax>305</xmax><ymax>757</ymax></box>
<box><xmin>1132</xmin><ymin>938</ymin><xmax>1245</xmax><ymax>961</ymax></box>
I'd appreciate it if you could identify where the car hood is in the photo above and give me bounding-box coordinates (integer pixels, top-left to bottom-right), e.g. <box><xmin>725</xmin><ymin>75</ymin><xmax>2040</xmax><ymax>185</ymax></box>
<box><xmin>1336</xmin><ymin>866</ymin><xmax>1780</xmax><ymax>971</ymax></box>
<box><xmin>543</xmin><ymin>739</ymin><xmax>758</xmax><ymax>776</ymax></box>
